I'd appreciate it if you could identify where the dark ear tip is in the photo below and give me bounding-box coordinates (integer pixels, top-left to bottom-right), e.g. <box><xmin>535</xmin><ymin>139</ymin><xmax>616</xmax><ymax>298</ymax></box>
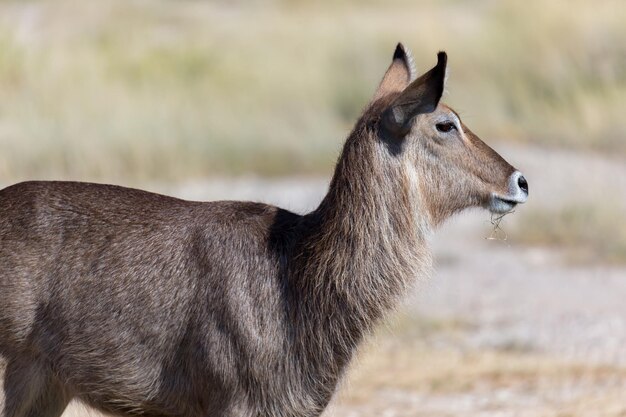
<box><xmin>393</xmin><ymin>43</ymin><xmax>407</xmax><ymax>61</ymax></box>
<box><xmin>437</xmin><ymin>51</ymin><xmax>447</xmax><ymax>66</ymax></box>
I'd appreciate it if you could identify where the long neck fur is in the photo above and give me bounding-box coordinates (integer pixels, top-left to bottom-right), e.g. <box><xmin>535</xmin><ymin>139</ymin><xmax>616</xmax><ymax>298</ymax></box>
<box><xmin>287</xmin><ymin>101</ymin><xmax>433</xmax><ymax>405</ymax></box>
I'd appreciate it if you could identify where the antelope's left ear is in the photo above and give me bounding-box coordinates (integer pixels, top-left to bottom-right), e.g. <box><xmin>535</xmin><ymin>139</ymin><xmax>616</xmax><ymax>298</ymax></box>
<box><xmin>371</xmin><ymin>43</ymin><xmax>417</xmax><ymax>102</ymax></box>
<box><xmin>382</xmin><ymin>52</ymin><xmax>447</xmax><ymax>137</ymax></box>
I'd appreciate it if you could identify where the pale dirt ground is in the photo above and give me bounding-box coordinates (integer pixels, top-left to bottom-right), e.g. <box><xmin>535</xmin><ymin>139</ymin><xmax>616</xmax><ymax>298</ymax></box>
<box><xmin>22</xmin><ymin>144</ymin><xmax>626</xmax><ymax>416</ymax></box>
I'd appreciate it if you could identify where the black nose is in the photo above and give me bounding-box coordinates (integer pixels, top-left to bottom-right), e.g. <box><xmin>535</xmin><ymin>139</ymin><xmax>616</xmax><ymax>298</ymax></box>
<box><xmin>518</xmin><ymin>175</ymin><xmax>529</xmax><ymax>195</ymax></box>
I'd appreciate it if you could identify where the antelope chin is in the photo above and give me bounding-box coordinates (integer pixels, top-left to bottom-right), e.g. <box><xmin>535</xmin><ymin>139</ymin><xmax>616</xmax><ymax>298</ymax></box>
<box><xmin>488</xmin><ymin>192</ymin><xmax>527</xmax><ymax>214</ymax></box>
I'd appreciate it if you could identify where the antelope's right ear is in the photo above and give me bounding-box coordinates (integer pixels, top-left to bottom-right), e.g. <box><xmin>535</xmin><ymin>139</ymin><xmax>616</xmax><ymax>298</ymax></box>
<box><xmin>371</xmin><ymin>43</ymin><xmax>417</xmax><ymax>102</ymax></box>
<box><xmin>382</xmin><ymin>52</ymin><xmax>447</xmax><ymax>138</ymax></box>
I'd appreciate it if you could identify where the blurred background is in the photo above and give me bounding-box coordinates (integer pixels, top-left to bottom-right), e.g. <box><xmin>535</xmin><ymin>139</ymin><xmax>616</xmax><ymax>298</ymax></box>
<box><xmin>0</xmin><ymin>0</ymin><xmax>624</xmax><ymax>415</ymax></box>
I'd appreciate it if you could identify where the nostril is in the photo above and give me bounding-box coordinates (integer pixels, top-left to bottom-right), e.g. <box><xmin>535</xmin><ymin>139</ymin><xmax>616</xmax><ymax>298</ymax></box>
<box><xmin>518</xmin><ymin>175</ymin><xmax>529</xmax><ymax>195</ymax></box>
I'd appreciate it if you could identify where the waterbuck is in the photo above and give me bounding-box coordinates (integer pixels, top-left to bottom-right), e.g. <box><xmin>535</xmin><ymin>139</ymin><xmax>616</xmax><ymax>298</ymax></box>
<box><xmin>0</xmin><ymin>44</ymin><xmax>528</xmax><ymax>417</ymax></box>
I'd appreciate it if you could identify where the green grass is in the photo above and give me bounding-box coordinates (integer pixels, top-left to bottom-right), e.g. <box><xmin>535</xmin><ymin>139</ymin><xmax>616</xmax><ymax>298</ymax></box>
<box><xmin>0</xmin><ymin>0</ymin><xmax>623</xmax><ymax>181</ymax></box>
<box><xmin>515</xmin><ymin>204</ymin><xmax>626</xmax><ymax>265</ymax></box>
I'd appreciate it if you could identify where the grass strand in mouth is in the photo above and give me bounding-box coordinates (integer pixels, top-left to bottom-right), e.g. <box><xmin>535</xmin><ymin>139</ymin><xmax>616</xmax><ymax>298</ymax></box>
<box><xmin>485</xmin><ymin>210</ymin><xmax>514</xmax><ymax>241</ymax></box>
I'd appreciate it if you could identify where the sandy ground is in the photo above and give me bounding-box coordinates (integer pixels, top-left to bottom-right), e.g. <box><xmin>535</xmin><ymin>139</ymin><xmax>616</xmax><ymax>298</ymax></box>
<box><xmin>4</xmin><ymin>144</ymin><xmax>626</xmax><ymax>416</ymax></box>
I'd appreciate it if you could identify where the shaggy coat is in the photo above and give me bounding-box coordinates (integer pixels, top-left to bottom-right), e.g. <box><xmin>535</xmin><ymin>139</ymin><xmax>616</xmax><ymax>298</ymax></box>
<box><xmin>0</xmin><ymin>44</ymin><xmax>527</xmax><ymax>417</ymax></box>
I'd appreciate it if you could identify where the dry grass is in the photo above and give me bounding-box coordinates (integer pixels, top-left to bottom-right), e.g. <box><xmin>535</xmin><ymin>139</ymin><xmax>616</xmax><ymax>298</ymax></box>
<box><xmin>328</xmin><ymin>342</ymin><xmax>626</xmax><ymax>417</ymax></box>
<box><xmin>514</xmin><ymin>204</ymin><xmax>626</xmax><ymax>265</ymax></box>
<box><xmin>344</xmin><ymin>341</ymin><xmax>624</xmax><ymax>399</ymax></box>
<box><xmin>0</xmin><ymin>0</ymin><xmax>623</xmax><ymax>181</ymax></box>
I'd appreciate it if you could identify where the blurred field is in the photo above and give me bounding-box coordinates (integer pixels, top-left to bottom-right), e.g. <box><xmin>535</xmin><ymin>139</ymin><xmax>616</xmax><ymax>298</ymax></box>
<box><xmin>327</xmin><ymin>330</ymin><xmax>626</xmax><ymax>417</ymax></box>
<box><xmin>516</xmin><ymin>204</ymin><xmax>626</xmax><ymax>265</ymax></box>
<box><xmin>0</xmin><ymin>0</ymin><xmax>624</xmax><ymax>181</ymax></box>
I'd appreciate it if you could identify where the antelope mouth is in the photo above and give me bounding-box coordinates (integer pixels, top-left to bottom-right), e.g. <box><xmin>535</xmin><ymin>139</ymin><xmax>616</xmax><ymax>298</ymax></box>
<box><xmin>488</xmin><ymin>193</ymin><xmax>527</xmax><ymax>214</ymax></box>
<box><xmin>489</xmin><ymin>196</ymin><xmax>518</xmax><ymax>214</ymax></box>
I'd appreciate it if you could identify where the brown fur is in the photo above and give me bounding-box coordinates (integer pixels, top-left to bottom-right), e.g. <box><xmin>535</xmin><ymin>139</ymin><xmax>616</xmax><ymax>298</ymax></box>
<box><xmin>0</xmin><ymin>44</ymin><xmax>525</xmax><ymax>417</ymax></box>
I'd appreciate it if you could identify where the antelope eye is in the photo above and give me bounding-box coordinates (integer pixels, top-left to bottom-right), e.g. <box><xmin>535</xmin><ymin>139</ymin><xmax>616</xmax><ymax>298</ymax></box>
<box><xmin>436</xmin><ymin>122</ymin><xmax>456</xmax><ymax>133</ymax></box>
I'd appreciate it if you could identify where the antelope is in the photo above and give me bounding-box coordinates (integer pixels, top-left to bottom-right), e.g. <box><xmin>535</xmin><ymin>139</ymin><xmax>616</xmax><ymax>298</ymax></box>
<box><xmin>0</xmin><ymin>44</ymin><xmax>528</xmax><ymax>417</ymax></box>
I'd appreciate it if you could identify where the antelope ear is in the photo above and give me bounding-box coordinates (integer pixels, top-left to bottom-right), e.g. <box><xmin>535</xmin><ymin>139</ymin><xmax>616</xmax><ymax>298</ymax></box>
<box><xmin>382</xmin><ymin>51</ymin><xmax>447</xmax><ymax>137</ymax></box>
<box><xmin>371</xmin><ymin>43</ymin><xmax>417</xmax><ymax>101</ymax></box>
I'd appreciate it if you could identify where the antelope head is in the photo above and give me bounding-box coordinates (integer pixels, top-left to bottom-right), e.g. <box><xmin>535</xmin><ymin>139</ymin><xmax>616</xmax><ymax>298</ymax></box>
<box><xmin>372</xmin><ymin>44</ymin><xmax>528</xmax><ymax>226</ymax></box>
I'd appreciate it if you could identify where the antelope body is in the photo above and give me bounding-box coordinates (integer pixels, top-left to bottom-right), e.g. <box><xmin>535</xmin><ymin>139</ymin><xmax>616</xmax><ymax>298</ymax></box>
<box><xmin>0</xmin><ymin>44</ymin><xmax>528</xmax><ymax>417</ymax></box>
